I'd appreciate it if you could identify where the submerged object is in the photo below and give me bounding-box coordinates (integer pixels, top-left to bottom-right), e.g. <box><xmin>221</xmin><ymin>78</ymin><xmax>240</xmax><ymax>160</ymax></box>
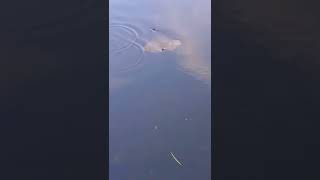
<box><xmin>170</xmin><ymin>152</ymin><xmax>183</xmax><ymax>166</ymax></box>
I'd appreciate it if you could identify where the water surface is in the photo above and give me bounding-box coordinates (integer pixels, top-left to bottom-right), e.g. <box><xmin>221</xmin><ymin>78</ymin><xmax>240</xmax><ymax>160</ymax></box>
<box><xmin>109</xmin><ymin>0</ymin><xmax>211</xmax><ymax>179</ymax></box>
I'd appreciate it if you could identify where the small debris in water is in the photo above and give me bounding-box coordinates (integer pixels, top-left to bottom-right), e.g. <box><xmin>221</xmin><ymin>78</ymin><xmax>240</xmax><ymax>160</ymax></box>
<box><xmin>154</xmin><ymin>125</ymin><xmax>158</xmax><ymax>130</ymax></box>
<box><xmin>170</xmin><ymin>152</ymin><xmax>183</xmax><ymax>166</ymax></box>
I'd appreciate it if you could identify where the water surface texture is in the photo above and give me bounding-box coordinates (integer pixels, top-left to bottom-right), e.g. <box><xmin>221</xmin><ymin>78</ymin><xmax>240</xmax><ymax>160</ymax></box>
<box><xmin>109</xmin><ymin>0</ymin><xmax>211</xmax><ymax>179</ymax></box>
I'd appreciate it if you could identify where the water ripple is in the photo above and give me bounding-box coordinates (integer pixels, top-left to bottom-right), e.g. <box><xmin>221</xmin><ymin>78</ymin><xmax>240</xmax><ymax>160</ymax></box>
<box><xmin>109</xmin><ymin>24</ymin><xmax>145</xmax><ymax>73</ymax></box>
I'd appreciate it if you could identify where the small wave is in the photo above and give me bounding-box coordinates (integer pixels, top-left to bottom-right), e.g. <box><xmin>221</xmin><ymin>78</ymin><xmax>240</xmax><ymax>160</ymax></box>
<box><xmin>109</xmin><ymin>24</ymin><xmax>145</xmax><ymax>73</ymax></box>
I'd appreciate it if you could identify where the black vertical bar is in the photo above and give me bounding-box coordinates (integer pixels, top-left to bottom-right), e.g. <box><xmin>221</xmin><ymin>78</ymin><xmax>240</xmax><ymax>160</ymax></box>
<box><xmin>0</xmin><ymin>0</ymin><xmax>108</xmax><ymax>179</ymax></box>
<box><xmin>214</xmin><ymin>0</ymin><xmax>320</xmax><ymax>179</ymax></box>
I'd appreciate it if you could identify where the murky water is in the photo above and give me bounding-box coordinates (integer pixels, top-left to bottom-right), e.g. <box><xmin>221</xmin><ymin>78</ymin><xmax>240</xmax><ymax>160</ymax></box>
<box><xmin>109</xmin><ymin>0</ymin><xmax>211</xmax><ymax>179</ymax></box>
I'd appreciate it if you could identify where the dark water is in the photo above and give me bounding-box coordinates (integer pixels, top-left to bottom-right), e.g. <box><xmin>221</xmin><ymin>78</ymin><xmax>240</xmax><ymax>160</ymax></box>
<box><xmin>109</xmin><ymin>0</ymin><xmax>211</xmax><ymax>179</ymax></box>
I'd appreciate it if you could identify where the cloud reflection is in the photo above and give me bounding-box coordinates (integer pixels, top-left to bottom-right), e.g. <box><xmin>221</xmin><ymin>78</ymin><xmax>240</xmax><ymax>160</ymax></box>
<box><xmin>109</xmin><ymin>76</ymin><xmax>130</xmax><ymax>92</ymax></box>
<box><xmin>153</xmin><ymin>0</ymin><xmax>211</xmax><ymax>84</ymax></box>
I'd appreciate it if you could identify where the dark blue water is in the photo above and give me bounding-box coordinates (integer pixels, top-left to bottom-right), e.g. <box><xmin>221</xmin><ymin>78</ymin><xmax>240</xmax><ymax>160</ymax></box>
<box><xmin>109</xmin><ymin>0</ymin><xmax>211</xmax><ymax>179</ymax></box>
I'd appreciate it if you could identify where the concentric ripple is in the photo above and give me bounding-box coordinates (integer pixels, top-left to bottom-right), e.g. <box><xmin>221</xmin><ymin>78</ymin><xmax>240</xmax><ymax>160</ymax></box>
<box><xmin>109</xmin><ymin>24</ymin><xmax>145</xmax><ymax>73</ymax></box>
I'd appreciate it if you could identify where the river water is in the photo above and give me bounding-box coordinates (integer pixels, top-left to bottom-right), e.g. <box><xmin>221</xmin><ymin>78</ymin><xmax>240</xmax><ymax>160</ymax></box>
<box><xmin>109</xmin><ymin>0</ymin><xmax>211</xmax><ymax>179</ymax></box>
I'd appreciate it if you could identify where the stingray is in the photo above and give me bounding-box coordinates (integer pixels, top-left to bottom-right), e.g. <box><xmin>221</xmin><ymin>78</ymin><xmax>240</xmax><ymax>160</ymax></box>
<box><xmin>143</xmin><ymin>30</ymin><xmax>182</xmax><ymax>53</ymax></box>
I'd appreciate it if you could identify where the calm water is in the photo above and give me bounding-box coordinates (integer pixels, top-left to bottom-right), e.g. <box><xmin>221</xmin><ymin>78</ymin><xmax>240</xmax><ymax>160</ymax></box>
<box><xmin>109</xmin><ymin>0</ymin><xmax>211</xmax><ymax>179</ymax></box>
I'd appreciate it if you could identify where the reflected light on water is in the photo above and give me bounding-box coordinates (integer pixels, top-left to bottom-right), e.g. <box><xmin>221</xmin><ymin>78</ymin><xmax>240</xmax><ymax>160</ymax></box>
<box><xmin>152</xmin><ymin>0</ymin><xmax>211</xmax><ymax>84</ymax></box>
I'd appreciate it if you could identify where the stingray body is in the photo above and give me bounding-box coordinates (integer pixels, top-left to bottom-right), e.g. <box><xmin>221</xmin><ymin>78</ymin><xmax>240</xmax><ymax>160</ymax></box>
<box><xmin>143</xmin><ymin>31</ymin><xmax>182</xmax><ymax>53</ymax></box>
